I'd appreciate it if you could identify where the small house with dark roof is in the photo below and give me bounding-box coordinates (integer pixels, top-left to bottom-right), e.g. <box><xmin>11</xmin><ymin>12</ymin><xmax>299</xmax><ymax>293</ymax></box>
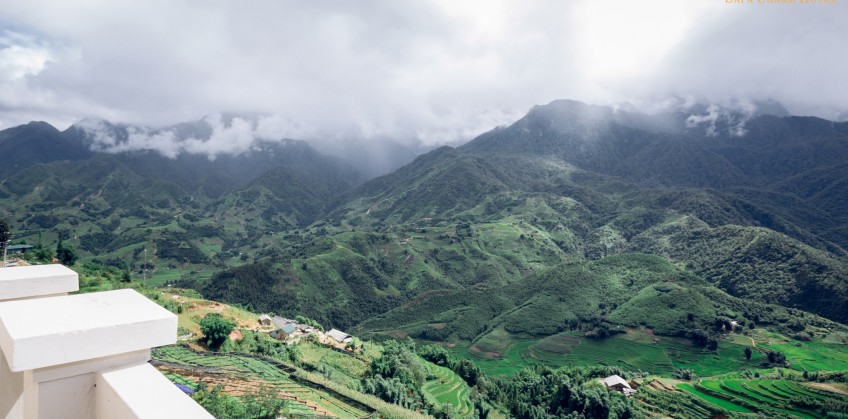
<box><xmin>6</xmin><ymin>245</ymin><xmax>34</xmax><ymax>255</ymax></box>
<box><xmin>298</xmin><ymin>324</ymin><xmax>315</xmax><ymax>333</ymax></box>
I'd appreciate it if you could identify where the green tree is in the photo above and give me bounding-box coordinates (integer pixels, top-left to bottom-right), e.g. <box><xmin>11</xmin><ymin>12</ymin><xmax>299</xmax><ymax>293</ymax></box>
<box><xmin>744</xmin><ymin>347</ymin><xmax>753</xmax><ymax>361</ymax></box>
<box><xmin>766</xmin><ymin>350</ymin><xmax>786</xmax><ymax>366</ymax></box>
<box><xmin>200</xmin><ymin>313</ymin><xmax>236</xmax><ymax>351</ymax></box>
<box><xmin>192</xmin><ymin>383</ymin><xmax>246</xmax><ymax>418</ymax></box>
<box><xmin>0</xmin><ymin>219</ymin><xmax>9</xmax><ymax>265</ymax></box>
<box><xmin>56</xmin><ymin>238</ymin><xmax>79</xmax><ymax>266</ymax></box>
<box><xmin>32</xmin><ymin>245</ymin><xmax>54</xmax><ymax>263</ymax></box>
<box><xmin>0</xmin><ymin>219</ymin><xmax>10</xmax><ymax>248</ymax></box>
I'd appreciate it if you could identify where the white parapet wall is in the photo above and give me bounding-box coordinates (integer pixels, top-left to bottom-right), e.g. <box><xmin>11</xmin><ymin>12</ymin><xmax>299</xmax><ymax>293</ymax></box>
<box><xmin>95</xmin><ymin>363</ymin><xmax>212</xmax><ymax>419</ymax></box>
<box><xmin>0</xmin><ymin>264</ymin><xmax>78</xmax><ymax>302</ymax></box>
<box><xmin>0</xmin><ymin>265</ymin><xmax>213</xmax><ymax>419</ymax></box>
<box><xmin>0</xmin><ymin>289</ymin><xmax>177</xmax><ymax>371</ymax></box>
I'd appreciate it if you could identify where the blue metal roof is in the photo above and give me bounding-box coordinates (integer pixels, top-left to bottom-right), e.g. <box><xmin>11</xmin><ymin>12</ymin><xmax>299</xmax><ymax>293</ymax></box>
<box><xmin>6</xmin><ymin>245</ymin><xmax>34</xmax><ymax>250</ymax></box>
<box><xmin>175</xmin><ymin>383</ymin><xmax>195</xmax><ymax>395</ymax></box>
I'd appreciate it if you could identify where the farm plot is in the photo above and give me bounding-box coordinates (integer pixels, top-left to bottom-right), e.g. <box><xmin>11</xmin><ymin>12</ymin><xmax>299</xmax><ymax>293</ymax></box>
<box><xmin>152</xmin><ymin>345</ymin><xmax>369</xmax><ymax>418</ymax></box>
<box><xmin>636</xmin><ymin>379</ymin><xmax>736</xmax><ymax>418</ymax></box>
<box><xmin>676</xmin><ymin>382</ymin><xmax>752</xmax><ymax>415</ymax></box>
<box><xmin>677</xmin><ymin>378</ymin><xmax>848</xmax><ymax>418</ymax></box>
<box><xmin>422</xmin><ymin>364</ymin><xmax>474</xmax><ymax>417</ymax></box>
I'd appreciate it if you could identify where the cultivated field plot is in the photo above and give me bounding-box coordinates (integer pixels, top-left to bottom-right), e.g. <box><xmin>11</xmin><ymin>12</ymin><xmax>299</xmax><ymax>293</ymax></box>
<box><xmin>757</xmin><ymin>333</ymin><xmax>848</xmax><ymax>372</ymax></box>
<box><xmin>454</xmin><ymin>329</ymin><xmax>763</xmax><ymax>377</ymax></box>
<box><xmin>674</xmin><ymin>378</ymin><xmax>848</xmax><ymax>418</ymax></box>
<box><xmin>152</xmin><ymin>345</ymin><xmax>370</xmax><ymax>418</ymax></box>
<box><xmin>422</xmin><ymin>364</ymin><xmax>473</xmax><ymax>418</ymax></box>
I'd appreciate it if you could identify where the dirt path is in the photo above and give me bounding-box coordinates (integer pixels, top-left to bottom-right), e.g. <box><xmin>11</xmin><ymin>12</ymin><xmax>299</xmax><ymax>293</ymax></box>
<box><xmin>748</xmin><ymin>336</ymin><xmax>757</xmax><ymax>348</ymax></box>
<box><xmin>648</xmin><ymin>378</ymin><xmax>684</xmax><ymax>392</ymax></box>
<box><xmin>807</xmin><ymin>382</ymin><xmax>848</xmax><ymax>396</ymax></box>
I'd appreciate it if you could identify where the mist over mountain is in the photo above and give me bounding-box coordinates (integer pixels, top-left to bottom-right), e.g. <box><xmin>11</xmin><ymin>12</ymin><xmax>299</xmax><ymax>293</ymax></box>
<box><xmin>199</xmin><ymin>101</ymin><xmax>848</xmax><ymax>332</ymax></box>
<box><xmin>2</xmin><ymin>98</ymin><xmax>847</xmax><ymax>331</ymax></box>
<box><xmin>4</xmin><ymin>2</ymin><xmax>848</xmax><ymax>415</ymax></box>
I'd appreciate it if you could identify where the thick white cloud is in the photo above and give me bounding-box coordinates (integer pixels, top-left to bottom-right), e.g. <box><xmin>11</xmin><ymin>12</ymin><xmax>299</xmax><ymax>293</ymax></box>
<box><xmin>0</xmin><ymin>0</ymin><xmax>845</xmax><ymax>145</ymax></box>
<box><xmin>78</xmin><ymin>114</ymin><xmax>305</xmax><ymax>159</ymax></box>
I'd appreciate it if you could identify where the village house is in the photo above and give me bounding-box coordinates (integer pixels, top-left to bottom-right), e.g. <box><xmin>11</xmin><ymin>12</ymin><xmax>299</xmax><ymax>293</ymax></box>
<box><xmin>270</xmin><ymin>323</ymin><xmax>297</xmax><ymax>340</ymax></box>
<box><xmin>270</xmin><ymin>316</ymin><xmax>296</xmax><ymax>329</ymax></box>
<box><xmin>298</xmin><ymin>324</ymin><xmax>315</xmax><ymax>333</ymax></box>
<box><xmin>600</xmin><ymin>375</ymin><xmax>636</xmax><ymax>397</ymax></box>
<box><xmin>327</xmin><ymin>328</ymin><xmax>353</xmax><ymax>343</ymax></box>
<box><xmin>258</xmin><ymin>314</ymin><xmax>271</xmax><ymax>326</ymax></box>
<box><xmin>5</xmin><ymin>244</ymin><xmax>33</xmax><ymax>255</ymax></box>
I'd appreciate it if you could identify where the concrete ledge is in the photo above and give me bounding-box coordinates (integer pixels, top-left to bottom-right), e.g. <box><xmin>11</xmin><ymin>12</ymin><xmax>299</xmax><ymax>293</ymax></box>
<box><xmin>95</xmin><ymin>363</ymin><xmax>213</xmax><ymax>419</ymax></box>
<box><xmin>32</xmin><ymin>350</ymin><xmax>150</xmax><ymax>383</ymax></box>
<box><xmin>0</xmin><ymin>289</ymin><xmax>176</xmax><ymax>372</ymax></box>
<box><xmin>0</xmin><ymin>264</ymin><xmax>79</xmax><ymax>302</ymax></box>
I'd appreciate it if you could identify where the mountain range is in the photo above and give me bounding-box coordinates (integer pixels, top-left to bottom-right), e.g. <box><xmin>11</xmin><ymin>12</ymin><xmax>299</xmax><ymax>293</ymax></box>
<box><xmin>1</xmin><ymin>99</ymin><xmax>847</xmax><ymax>348</ymax></box>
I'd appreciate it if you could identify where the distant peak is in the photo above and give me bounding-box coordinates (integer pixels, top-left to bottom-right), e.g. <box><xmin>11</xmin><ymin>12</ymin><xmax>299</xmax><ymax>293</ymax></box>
<box><xmin>25</xmin><ymin>121</ymin><xmax>59</xmax><ymax>131</ymax></box>
<box><xmin>542</xmin><ymin>99</ymin><xmax>590</xmax><ymax>109</ymax></box>
<box><xmin>749</xmin><ymin>99</ymin><xmax>790</xmax><ymax>118</ymax></box>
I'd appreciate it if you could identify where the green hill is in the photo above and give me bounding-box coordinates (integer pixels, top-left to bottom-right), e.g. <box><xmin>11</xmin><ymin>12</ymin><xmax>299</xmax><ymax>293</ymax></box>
<box><xmin>3</xmin><ymin>100</ymin><xmax>848</xmax><ymax>395</ymax></box>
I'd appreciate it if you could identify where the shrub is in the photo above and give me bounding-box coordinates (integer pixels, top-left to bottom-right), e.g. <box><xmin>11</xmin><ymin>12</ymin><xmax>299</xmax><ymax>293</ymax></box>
<box><xmin>200</xmin><ymin>313</ymin><xmax>237</xmax><ymax>351</ymax></box>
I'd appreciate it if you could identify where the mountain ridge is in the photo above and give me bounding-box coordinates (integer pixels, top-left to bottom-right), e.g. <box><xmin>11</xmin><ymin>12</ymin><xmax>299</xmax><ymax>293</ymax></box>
<box><xmin>2</xmin><ymin>99</ymin><xmax>847</xmax><ymax>342</ymax></box>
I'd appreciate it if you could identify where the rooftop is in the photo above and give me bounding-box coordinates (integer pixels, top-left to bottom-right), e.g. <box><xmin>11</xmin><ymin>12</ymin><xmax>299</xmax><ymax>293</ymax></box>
<box><xmin>601</xmin><ymin>375</ymin><xmax>631</xmax><ymax>389</ymax></box>
<box><xmin>327</xmin><ymin>328</ymin><xmax>352</xmax><ymax>342</ymax></box>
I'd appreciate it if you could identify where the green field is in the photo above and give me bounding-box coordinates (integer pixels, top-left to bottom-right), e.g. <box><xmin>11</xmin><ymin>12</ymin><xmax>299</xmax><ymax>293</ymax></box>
<box><xmin>152</xmin><ymin>345</ymin><xmax>370</xmax><ymax>418</ymax></box>
<box><xmin>675</xmin><ymin>378</ymin><xmax>848</xmax><ymax>418</ymax></box>
<box><xmin>758</xmin><ymin>332</ymin><xmax>848</xmax><ymax>372</ymax></box>
<box><xmin>676</xmin><ymin>383</ymin><xmax>752</xmax><ymax>413</ymax></box>
<box><xmin>450</xmin><ymin>328</ymin><xmax>765</xmax><ymax>377</ymax></box>
<box><xmin>422</xmin><ymin>364</ymin><xmax>474</xmax><ymax>417</ymax></box>
<box><xmin>450</xmin><ymin>339</ymin><xmax>544</xmax><ymax>376</ymax></box>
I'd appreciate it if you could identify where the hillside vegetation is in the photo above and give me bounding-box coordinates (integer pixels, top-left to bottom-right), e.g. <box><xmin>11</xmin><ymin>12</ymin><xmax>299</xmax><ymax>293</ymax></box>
<box><xmin>3</xmin><ymin>100</ymin><xmax>848</xmax><ymax>418</ymax></box>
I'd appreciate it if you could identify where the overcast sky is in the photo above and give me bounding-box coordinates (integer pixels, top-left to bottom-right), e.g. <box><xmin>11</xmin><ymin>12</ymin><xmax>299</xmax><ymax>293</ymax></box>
<box><xmin>1</xmin><ymin>0</ymin><xmax>846</xmax><ymax>147</ymax></box>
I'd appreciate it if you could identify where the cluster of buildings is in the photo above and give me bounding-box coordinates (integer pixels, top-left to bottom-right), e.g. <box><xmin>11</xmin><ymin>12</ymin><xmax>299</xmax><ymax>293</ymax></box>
<box><xmin>258</xmin><ymin>315</ymin><xmax>354</xmax><ymax>346</ymax></box>
<box><xmin>259</xmin><ymin>315</ymin><xmax>315</xmax><ymax>340</ymax></box>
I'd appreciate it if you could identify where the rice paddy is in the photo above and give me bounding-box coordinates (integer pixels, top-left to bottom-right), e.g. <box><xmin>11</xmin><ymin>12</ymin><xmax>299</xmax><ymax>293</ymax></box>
<box><xmin>672</xmin><ymin>378</ymin><xmax>848</xmax><ymax>418</ymax></box>
<box><xmin>152</xmin><ymin>345</ymin><xmax>371</xmax><ymax>418</ymax></box>
<box><xmin>422</xmin><ymin>364</ymin><xmax>474</xmax><ymax>417</ymax></box>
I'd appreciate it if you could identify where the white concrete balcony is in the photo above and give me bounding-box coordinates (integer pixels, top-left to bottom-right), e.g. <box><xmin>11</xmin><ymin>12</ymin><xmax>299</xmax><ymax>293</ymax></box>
<box><xmin>0</xmin><ymin>265</ymin><xmax>212</xmax><ymax>419</ymax></box>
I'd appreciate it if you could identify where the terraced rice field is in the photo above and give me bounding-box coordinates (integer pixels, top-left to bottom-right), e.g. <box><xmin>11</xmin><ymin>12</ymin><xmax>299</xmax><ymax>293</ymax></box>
<box><xmin>422</xmin><ymin>364</ymin><xmax>473</xmax><ymax>417</ymax></box>
<box><xmin>637</xmin><ymin>379</ymin><xmax>737</xmax><ymax>418</ymax></box>
<box><xmin>674</xmin><ymin>378</ymin><xmax>848</xmax><ymax>418</ymax></box>
<box><xmin>152</xmin><ymin>345</ymin><xmax>370</xmax><ymax>418</ymax></box>
<box><xmin>676</xmin><ymin>383</ymin><xmax>752</xmax><ymax>414</ymax></box>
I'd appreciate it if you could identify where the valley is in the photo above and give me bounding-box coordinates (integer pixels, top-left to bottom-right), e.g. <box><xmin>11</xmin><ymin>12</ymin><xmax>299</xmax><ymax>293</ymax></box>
<box><xmin>2</xmin><ymin>100</ymin><xmax>848</xmax><ymax>417</ymax></box>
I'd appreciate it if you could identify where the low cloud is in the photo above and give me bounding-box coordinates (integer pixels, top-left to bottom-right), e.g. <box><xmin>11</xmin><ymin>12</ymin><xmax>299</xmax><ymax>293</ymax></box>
<box><xmin>79</xmin><ymin>114</ymin><xmax>306</xmax><ymax>159</ymax></box>
<box><xmin>0</xmin><ymin>1</ymin><xmax>845</xmax><ymax>144</ymax></box>
<box><xmin>683</xmin><ymin>100</ymin><xmax>757</xmax><ymax>138</ymax></box>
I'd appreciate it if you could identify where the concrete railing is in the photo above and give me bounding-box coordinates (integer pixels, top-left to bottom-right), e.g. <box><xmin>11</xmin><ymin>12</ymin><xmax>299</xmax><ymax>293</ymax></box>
<box><xmin>0</xmin><ymin>265</ymin><xmax>212</xmax><ymax>419</ymax></box>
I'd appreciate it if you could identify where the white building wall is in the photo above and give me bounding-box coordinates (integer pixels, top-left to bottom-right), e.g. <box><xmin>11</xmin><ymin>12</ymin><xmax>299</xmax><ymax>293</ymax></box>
<box><xmin>38</xmin><ymin>374</ymin><xmax>94</xmax><ymax>419</ymax></box>
<box><xmin>0</xmin><ymin>352</ymin><xmax>25</xmax><ymax>419</ymax></box>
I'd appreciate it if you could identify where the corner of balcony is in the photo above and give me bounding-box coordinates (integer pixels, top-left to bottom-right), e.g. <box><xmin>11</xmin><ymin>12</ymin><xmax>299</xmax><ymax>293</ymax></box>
<box><xmin>0</xmin><ymin>264</ymin><xmax>213</xmax><ymax>419</ymax></box>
